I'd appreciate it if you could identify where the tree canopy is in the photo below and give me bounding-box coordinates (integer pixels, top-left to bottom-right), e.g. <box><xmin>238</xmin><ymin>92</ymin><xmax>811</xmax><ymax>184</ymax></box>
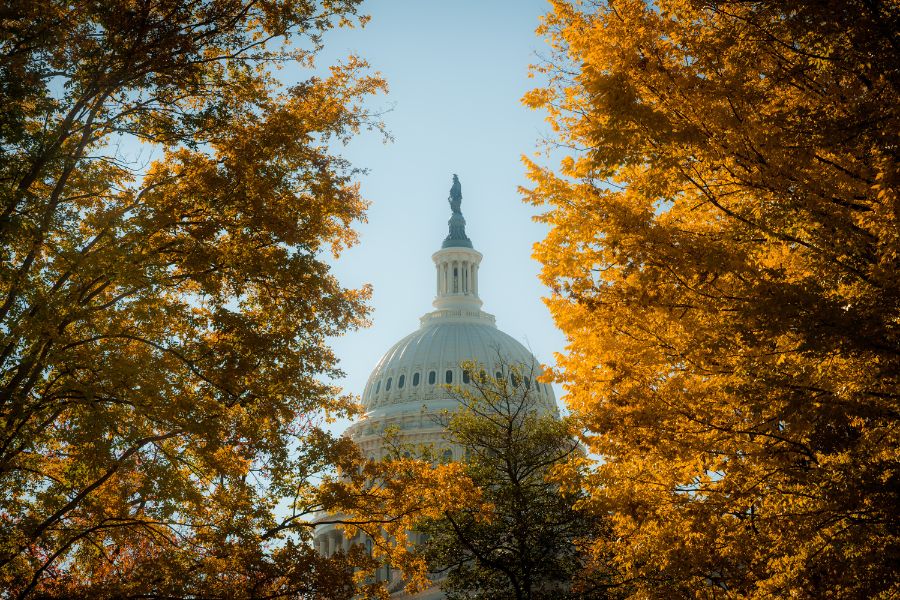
<box><xmin>0</xmin><ymin>0</ymin><xmax>385</xmax><ymax>596</ymax></box>
<box><xmin>524</xmin><ymin>0</ymin><xmax>899</xmax><ymax>597</ymax></box>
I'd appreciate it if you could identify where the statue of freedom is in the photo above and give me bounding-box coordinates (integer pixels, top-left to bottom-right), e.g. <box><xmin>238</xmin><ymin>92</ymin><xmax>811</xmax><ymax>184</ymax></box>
<box><xmin>449</xmin><ymin>174</ymin><xmax>462</xmax><ymax>215</ymax></box>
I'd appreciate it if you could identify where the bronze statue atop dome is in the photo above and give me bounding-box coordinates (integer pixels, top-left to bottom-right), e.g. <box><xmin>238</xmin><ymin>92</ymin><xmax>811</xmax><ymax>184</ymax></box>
<box><xmin>449</xmin><ymin>174</ymin><xmax>462</xmax><ymax>215</ymax></box>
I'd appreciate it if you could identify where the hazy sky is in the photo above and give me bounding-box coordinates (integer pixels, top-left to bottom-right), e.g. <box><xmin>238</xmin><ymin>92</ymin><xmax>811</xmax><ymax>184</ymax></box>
<box><xmin>293</xmin><ymin>0</ymin><xmax>568</xmax><ymax>417</ymax></box>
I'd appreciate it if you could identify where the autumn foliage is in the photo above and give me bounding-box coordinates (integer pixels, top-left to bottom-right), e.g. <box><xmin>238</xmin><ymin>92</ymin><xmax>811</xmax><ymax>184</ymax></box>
<box><xmin>525</xmin><ymin>1</ymin><xmax>899</xmax><ymax>597</ymax></box>
<box><xmin>0</xmin><ymin>0</ymin><xmax>385</xmax><ymax>596</ymax></box>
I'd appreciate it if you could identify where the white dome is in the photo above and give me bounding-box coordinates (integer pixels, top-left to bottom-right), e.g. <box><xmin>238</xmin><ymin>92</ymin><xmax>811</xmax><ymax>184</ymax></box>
<box><xmin>342</xmin><ymin>181</ymin><xmax>557</xmax><ymax>456</ymax></box>
<box><xmin>360</xmin><ymin>317</ymin><xmax>555</xmax><ymax>417</ymax></box>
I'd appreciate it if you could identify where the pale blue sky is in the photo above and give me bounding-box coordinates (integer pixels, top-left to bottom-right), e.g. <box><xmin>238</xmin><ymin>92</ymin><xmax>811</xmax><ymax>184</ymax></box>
<box><xmin>299</xmin><ymin>0</ymin><xmax>568</xmax><ymax>413</ymax></box>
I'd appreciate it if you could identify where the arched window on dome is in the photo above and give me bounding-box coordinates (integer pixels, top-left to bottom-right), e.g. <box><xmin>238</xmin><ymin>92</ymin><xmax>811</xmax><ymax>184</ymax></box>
<box><xmin>441</xmin><ymin>449</ymin><xmax>453</xmax><ymax>463</ymax></box>
<box><xmin>496</xmin><ymin>371</ymin><xmax>503</xmax><ymax>382</ymax></box>
<box><xmin>445</xmin><ymin>370</ymin><xmax>453</xmax><ymax>384</ymax></box>
<box><xmin>453</xmin><ymin>266</ymin><xmax>459</xmax><ymax>293</ymax></box>
<box><xmin>375</xmin><ymin>381</ymin><xmax>380</xmax><ymax>393</ymax></box>
<box><xmin>398</xmin><ymin>374</ymin><xmax>405</xmax><ymax>389</ymax></box>
<box><xmin>462</xmin><ymin>370</ymin><xmax>470</xmax><ymax>384</ymax></box>
<box><xmin>412</xmin><ymin>372</ymin><xmax>420</xmax><ymax>386</ymax></box>
<box><xmin>524</xmin><ymin>376</ymin><xmax>531</xmax><ymax>389</ymax></box>
<box><xmin>386</xmin><ymin>377</ymin><xmax>392</xmax><ymax>391</ymax></box>
<box><xmin>510</xmin><ymin>373</ymin><xmax>520</xmax><ymax>387</ymax></box>
<box><xmin>428</xmin><ymin>371</ymin><xmax>436</xmax><ymax>385</ymax></box>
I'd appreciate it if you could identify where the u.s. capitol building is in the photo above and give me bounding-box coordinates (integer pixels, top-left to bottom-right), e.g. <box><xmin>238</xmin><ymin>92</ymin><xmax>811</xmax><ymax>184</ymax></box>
<box><xmin>314</xmin><ymin>176</ymin><xmax>558</xmax><ymax>595</ymax></box>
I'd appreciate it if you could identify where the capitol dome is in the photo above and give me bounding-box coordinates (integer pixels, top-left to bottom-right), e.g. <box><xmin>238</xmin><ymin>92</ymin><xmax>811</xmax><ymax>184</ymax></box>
<box><xmin>361</xmin><ymin>319</ymin><xmax>554</xmax><ymax>416</ymax></box>
<box><xmin>344</xmin><ymin>175</ymin><xmax>557</xmax><ymax>458</ymax></box>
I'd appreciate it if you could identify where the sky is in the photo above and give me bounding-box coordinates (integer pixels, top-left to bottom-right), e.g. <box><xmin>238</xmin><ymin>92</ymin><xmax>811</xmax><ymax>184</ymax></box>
<box><xmin>290</xmin><ymin>0</ymin><xmax>569</xmax><ymax>418</ymax></box>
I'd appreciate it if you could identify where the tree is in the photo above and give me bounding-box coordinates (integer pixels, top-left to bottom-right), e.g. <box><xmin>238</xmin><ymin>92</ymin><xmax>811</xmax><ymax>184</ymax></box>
<box><xmin>0</xmin><ymin>0</ymin><xmax>386</xmax><ymax>596</ymax></box>
<box><xmin>524</xmin><ymin>1</ymin><xmax>899</xmax><ymax>597</ymax></box>
<box><xmin>417</xmin><ymin>362</ymin><xmax>612</xmax><ymax>600</ymax></box>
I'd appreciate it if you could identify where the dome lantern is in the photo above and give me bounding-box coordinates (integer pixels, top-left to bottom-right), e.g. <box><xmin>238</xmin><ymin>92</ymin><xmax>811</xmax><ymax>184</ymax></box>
<box><xmin>431</xmin><ymin>175</ymin><xmax>485</xmax><ymax>314</ymax></box>
<box><xmin>431</xmin><ymin>174</ymin><xmax>482</xmax><ymax>317</ymax></box>
<box><xmin>431</xmin><ymin>245</ymin><xmax>483</xmax><ymax>312</ymax></box>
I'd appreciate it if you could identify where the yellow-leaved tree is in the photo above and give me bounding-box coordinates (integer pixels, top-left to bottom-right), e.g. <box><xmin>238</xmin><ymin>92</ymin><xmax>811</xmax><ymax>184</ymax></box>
<box><xmin>524</xmin><ymin>1</ymin><xmax>898</xmax><ymax>598</ymax></box>
<box><xmin>0</xmin><ymin>1</ymin><xmax>386</xmax><ymax>597</ymax></box>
